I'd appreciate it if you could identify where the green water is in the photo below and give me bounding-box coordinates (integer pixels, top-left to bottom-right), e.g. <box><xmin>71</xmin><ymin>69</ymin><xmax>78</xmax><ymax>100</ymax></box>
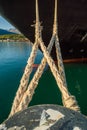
<box><xmin>0</xmin><ymin>42</ymin><xmax>87</xmax><ymax>123</ymax></box>
<box><xmin>30</xmin><ymin>63</ymin><xmax>87</xmax><ymax>114</ymax></box>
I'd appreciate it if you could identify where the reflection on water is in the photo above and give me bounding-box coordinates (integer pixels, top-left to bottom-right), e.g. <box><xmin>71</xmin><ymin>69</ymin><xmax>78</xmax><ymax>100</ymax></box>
<box><xmin>75</xmin><ymin>81</ymin><xmax>81</xmax><ymax>95</ymax></box>
<box><xmin>0</xmin><ymin>42</ymin><xmax>43</xmax><ymax>123</ymax></box>
<box><xmin>0</xmin><ymin>42</ymin><xmax>87</xmax><ymax>123</ymax></box>
<box><xmin>65</xmin><ymin>63</ymin><xmax>87</xmax><ymax>115</ymax></box>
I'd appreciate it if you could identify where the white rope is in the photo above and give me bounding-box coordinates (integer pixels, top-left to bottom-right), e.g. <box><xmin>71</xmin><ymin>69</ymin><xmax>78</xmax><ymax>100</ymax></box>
<box><xmin>53</xmin><ymin>0</ymin><xmax>67</xmax><ymax>87</ymax></box>
<box><xmin>14</xmin><ymin>36</ymin><xmax>55</xmax><ymax>112</ymax></box>
<box><xmin>52</xmin><ymin>0</ymin><xmax>69</xmax><ymax>107</ymax></box>
<box><xmin>9</xmin><ymin>41</ymin><xmax>39</xmax><ymax>116</ymax></box>
<box><xmin>9</xmin><ymin>0</ymin><xmax>41</xmax><ymax>117</ymax></box>
<box><xmin>9</xmin><ymin>0</ymin><xmax>42</xmax><ymax>117</ymax></box>
<box><xmin>55</xmin><ymin>36</ymin><xmax>67</xmax><ymax>87</ymax></box>
<box><xmin>9</xmin><ymin>0</ymin><xmax>80</xmax><ymax>117</ymax></box>
<box><xmin>39</xmin><ymin>38</ymin><xmax>80</xmax><ymax>112</ymax></box>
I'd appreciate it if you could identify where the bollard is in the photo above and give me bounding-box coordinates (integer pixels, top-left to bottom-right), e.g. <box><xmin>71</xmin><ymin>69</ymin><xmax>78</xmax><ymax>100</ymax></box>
<box><xmin>0</xmin><ymin>104</ymin><xmax>87</xmax><ymax>130</ymax></box>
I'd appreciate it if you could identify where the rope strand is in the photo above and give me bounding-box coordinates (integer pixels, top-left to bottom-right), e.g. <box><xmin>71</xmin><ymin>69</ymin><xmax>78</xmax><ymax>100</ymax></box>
<box><xmin>14</xmin><ymin>36</ymin><xmax>55</xmax><ymax>113</ymax></box>
<box><xmin>9</xmin><ymin>41</ymin><xmax>39</xmax><ymax>117</ymax></box>
<box><xmin>39</xmin><ymin>38</ymin><xmax>80</xmax><ymax>112</ymax></box>
<box><xmin>9</xmin><ymin>0</ymin><xmax>80</xmax><ymax>118</ymax></box>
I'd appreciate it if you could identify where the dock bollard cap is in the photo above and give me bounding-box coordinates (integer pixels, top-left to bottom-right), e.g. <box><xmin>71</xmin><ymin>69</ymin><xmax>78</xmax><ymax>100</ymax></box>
<box><xmin>1</xmin><ymin>104</ymin><xmax>87</xmax><ymax>130</ymax></box>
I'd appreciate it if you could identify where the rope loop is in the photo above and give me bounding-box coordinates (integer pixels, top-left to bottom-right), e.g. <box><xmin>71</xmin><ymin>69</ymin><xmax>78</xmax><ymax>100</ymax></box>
<box><xmin>9</xmin><ymin>0</ymin><xmax>80</xmax><ymax>117</ymax></box>
<box><xmin>62</xmin><ymin>95</ymin><xmax>80</xmax><ymax>112</ymax></box>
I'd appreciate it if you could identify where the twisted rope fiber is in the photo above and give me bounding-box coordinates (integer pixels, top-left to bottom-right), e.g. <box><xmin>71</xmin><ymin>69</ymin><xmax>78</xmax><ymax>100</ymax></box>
<box><xmin>14</xmin><ymin>35</ymin><xmax>56</xmax><ymax>113</ymax></box>
<box><xmin>55</xmin><ymin>37</ymin><xmax>79</xmax><ymax>110</ymax></box>
<box><xmin>53</xmin><ymin>0</ymin><xmax>67</xmax><ymax>87</ymax></box>
<box><xmin>9</xmin><ymin>0</ymin><xmax>80</xmax><ymax>117</ymax></box>
<box><xmin>9</xmin><ymin>0</ymin><xmax>41</xmax><ymax>116</ymax></box>
<box><xmin>53</xmin><ymin>0</ymin><xmax>67</xmax><ymax>93</ymax></box>
<box><xmin>38</xmin><ymin>38</ymin><xmax>80</xmax><ymax>112</ymax></box>
<box><xmin>10</xmin><ymin>35</ymin><xmax>80</xmax><ymax>115</ymax></box>
<box><xmin>55</xmin><ymin>36</ymin><xmax>67</xmax><ymax>87</ymax></box>
<box><xmin>9</xmin><ymin>41</ymin><xmax>39</xmax><ymax>117</ymax></box>
<box><xmin>55</xmin><ymin>36</ymin><xmax>69</xmax><ymax>104</ymax></box>
<box><xmin>9</xmin><ymin>0</ymin><xmax>42</xmax><ymax>117</ymax></box>
<box><xmin>16</xmin><ymin>37</ymin><xmax>80</xmax><ymax>113</ymax></box>
<box><xmin>51</xmin><ymin>0</ymin><xmax>79</xmax><ymax>111</ymax></box>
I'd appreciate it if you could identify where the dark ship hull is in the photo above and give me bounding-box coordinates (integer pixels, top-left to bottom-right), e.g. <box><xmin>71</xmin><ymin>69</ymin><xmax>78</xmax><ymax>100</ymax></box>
<box><xmin>0</xmin><ymin>0</ymin><xmax>87</xmax><ymax>62</ymax></box>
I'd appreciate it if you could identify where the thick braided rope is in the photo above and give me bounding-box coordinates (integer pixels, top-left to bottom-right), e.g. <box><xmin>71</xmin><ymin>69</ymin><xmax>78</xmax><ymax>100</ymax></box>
<box><xmin>53</xmin><ymin>0</ymin><xmax>67</xmax><ymax>87</ymax></box>
<box><xmin>16</xmin><ymin>37</ymin><xmax>80</xmax><ymax>112</ymax></box>
<box><xmin>9</xmin><ymin>41</ymin><xmax>39</xmax><ymax>117</ymax></box>
<box><xmin>55</xmin><ymin>36</ymin><xmax>71</xmax><ymax>108</ymax></box>
<box><xmin>55</xmin><ymin>36</ymin><xmax>67</xmax><ymax>87</ymax></box>
<box><xmin>13</xmin><ymin>35</ymin><xmax>55</xmax><ymax>113</ymax></box>
<box><xmin>9</xmin><ymin>0</ymin><xmax>41</xmax><ymax>117</ymax></box>
<box><xmin>10</xmin><ymin>0</ymin><xmax>80</xmax><ymax>117</ymax></box>
<box><xmin>38</xmin><ymin>38</ymin><xmax>80</xmax><ymax>112</ymax></box>
<box><xmin>53</xmin><ymin>0</ymin><xmax>75</xmax><ymax>107</ymax></box>
<box><xmin>9</xmin><ymin>0</ymin><xmax>43</xmax><ymax>116</ymax></box>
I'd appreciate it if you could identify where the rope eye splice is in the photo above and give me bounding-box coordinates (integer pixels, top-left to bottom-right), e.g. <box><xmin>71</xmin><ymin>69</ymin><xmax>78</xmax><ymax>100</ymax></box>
<box><xmin>9</xmin><ymin>0</ymin><xmax>80</xmax><ymax>118</ymax></box>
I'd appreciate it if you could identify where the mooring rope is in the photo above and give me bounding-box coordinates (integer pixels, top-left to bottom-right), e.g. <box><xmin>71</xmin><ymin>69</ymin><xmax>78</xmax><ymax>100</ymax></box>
<box><xmin>9</xmin><ymin>41</ymin><xmax>39</xmax><ymax>116</ymax></box>
<box><xmin>39</xmin><ymin>37</ymin><xmax>80</xmax><ymax>112</ymax></box>
<box><xmin>10</xmin><ymin>34</ymin><xmax>55</xmax><ymax>116</ymax></box>
<box><xmin>55</xmin><ymin>36</ymin><xmax>67</xmax><ymax>87</ymax></box>
<box><xmin>9</xmin><ymin>0</ymin><xmax>43</xmax><ymax>117</ymax></box>
<box><xmin>9</xmin><ymin>0</ymin><xmax>41</xmax><ymax>117</ymax></box>
<box><xmin>14</xmin><ymin>36</ymin><xmax>80</xmax><ymax>114</ymax></box>
<box><xmin>9</xmin><ymin>0</ymin><xmax>80</xmax><ymax>117</ymax></box>
<box><xmin>14</xmin><ymin>36</ymin><xmax>55</xmax><ymax>113</ymax></box>
<box><xmin>53</xmin><ymin>0</ymin><xmax>67</xmax><ymax>87</ymax></box>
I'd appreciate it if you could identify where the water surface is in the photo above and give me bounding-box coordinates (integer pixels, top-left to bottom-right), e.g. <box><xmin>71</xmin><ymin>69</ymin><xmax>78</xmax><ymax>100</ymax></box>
<box><xmin>0</xmin><ymin>42</ymin><xmax>87</xmax><ymax>123</ymax></box>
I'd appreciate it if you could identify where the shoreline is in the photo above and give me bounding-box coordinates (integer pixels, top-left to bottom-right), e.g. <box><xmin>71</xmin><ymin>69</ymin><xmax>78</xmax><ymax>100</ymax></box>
<box><xmin>0</xmin><ymin>33</ymin><xmax>30</xmax><ymax>43</ymax></box>
<box><xmin>0</xmin><ymin>40</ymin><xmax>87</xmax><ymax>63</ymax></box>
<box><xmin>0</xmin><ymin>39</ymin><xmax>29</xmax><ymax>43</ymax></box>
